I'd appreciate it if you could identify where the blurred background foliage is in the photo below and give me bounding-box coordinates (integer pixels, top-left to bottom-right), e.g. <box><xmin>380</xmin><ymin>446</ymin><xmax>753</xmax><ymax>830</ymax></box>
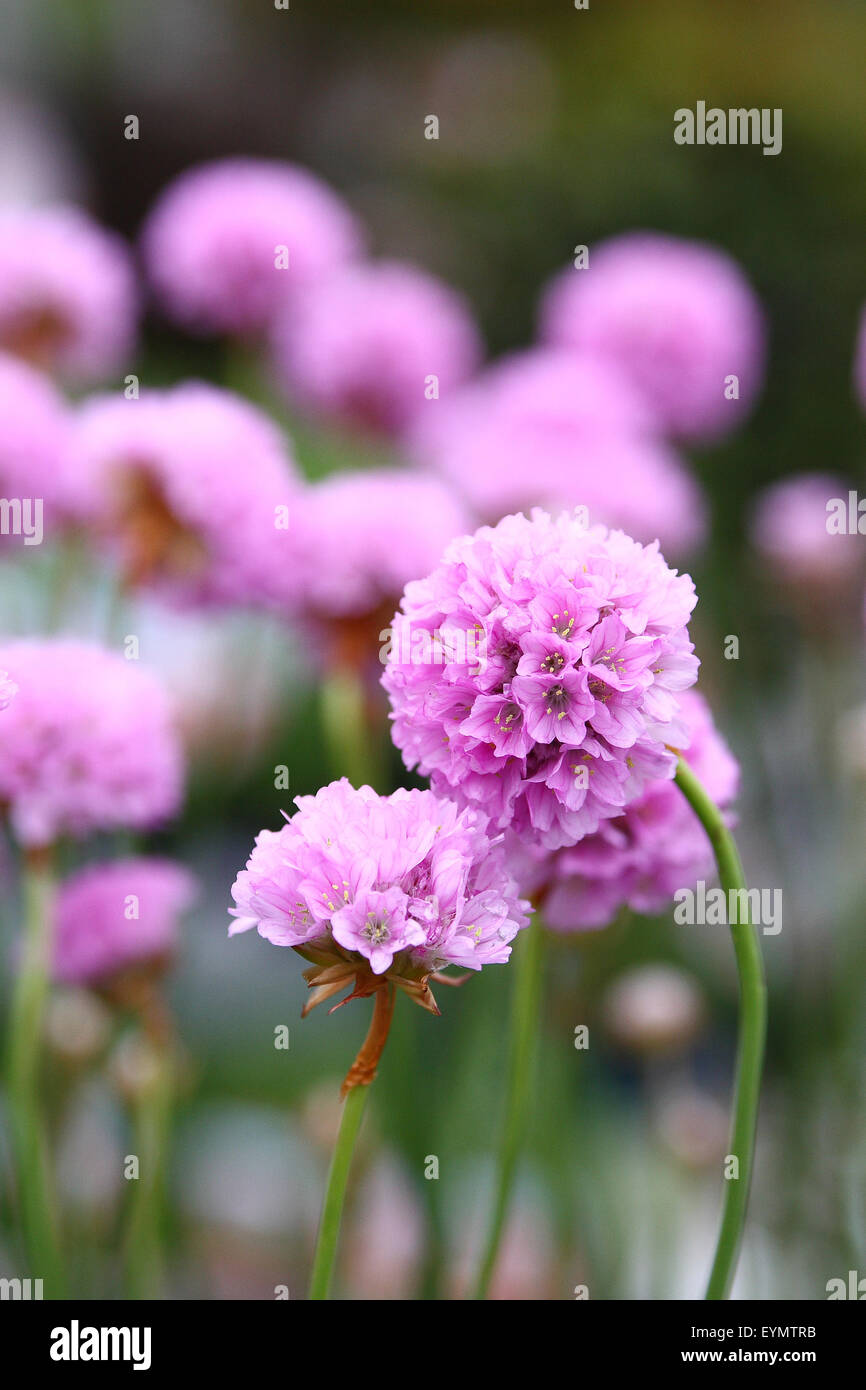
<box><xmin>1</xmin><ymin>0</ymin><xmax>865</xmax><ymax>1299</ymax></box>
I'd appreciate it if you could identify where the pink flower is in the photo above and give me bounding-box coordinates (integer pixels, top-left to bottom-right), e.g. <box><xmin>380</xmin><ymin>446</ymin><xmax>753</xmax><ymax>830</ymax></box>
<box><xmin>141</xmin><ymin>158</ymin><xmax>362</xmax><ymax>337</ymax></box>
<box><xmin>0</xmin><ymin>640</ymin><xmax>184</xmax><ymax>846</ymax></box>
<box><xmin>409</xmin><ymin>348</ymin><xmax>705</xmax><ymax>554</ymax></box>
<box><xmin>382</xmin><ymin>508</ymin><xmax>699</xmax><ymax>851</ymax></box>
<box><xmin>230</xmin><ymin>779</ymin><xmax>529</xmax><ymax>1009</ymax></box>
<box><xmin>69</xmin><ymin>384</ymin><xmax>301</xmax><ymax>608</ymax></box>
<box><xmin>749</xmin><ymin>473</ymin><xmax>862</xmax><ymax>588</ymax></box>
<box><xmin>0</xmin><ymin>205</ymin><xmax>136</xmax><ymax>382</ymax></box>
<box><xmin>288</xmin><ymin>469</ymin><xmax>471</xmax><ymax>621</ymax></box>
<box><xmin>54</xmin><ymin>857</ymin><xmax>197</xmax><ymax>986</ymax></box>
<box><xmin>0</xmin><ymin>352</ymin><xmax>77</xmax><ymax>537</ymax></box>
<box><xmin>539</xmin><ymin>232</ymin><xmax>765</xmax><ymax>442</ymax></box>
<box><xmin>271</xmin><ymin>260</ymin><xmax>482</xmax><ymax>436</ymax></box>
<box><xmin>513</xmin><ymin>691</ymin><xmax>739</xmax><ymax>929</ymax></box>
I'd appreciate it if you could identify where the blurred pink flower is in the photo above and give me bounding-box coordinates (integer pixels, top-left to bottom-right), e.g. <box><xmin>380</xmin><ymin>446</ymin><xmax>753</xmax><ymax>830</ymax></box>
<box><xmin>271</xmin><ymin>259</ymin><xmax>481</xmax><ymax>436</ymax></box>
<box><xmin>141</xmin><ymin>158</ymin><xmax>362</xmax><ymax>336</ymax></box>
<box><xmin>344</xmin><ymin>1157</ymin><xmax>426</xmax><ymax>1299</ymax></box>
<box><xmin>749</xmin><ymin>473</ymin><xmax>862</xmax><ymax>588</ymax></box>
<box><xmin>54</xmin><ymin>857</ymin><xmax>196</xmax><ymax>986</ymax></box>
<box><xmin>0</xmin><ymin>205</ymin><xmax>136</xmax><ymax>382</ymax></box>
<box><xmin>69</xmin><ymin>384</ymin><xmax>301</xmax><ymax>608</ymax></box>
<box><xmin>0</xmin><ymin>640</ymin><xmax>184</xmax><ymax>846</ymax></box>
<box><xmin>450</xmin><ymin>1194</ymin><xmax>558</xmax><ymax>1300</ymax></box>
<box><xmin>513</xmin><ymin>691</ymin><xmax>738</xmax><ymax>929</ymax></box>
<box><xmin>409</xmin><ymin>348</ymin><xmax>706</xmax><ymax>554</ymax></box>
<box><xmin>0</xmin><ymin>352</ymin><xmax>76</xmax><ymax>535</ymax></box>
<box><xmin>289</xmin><ymin>469</ymin><xmax>471</xmax><ymax>621</ymax></box>
<box><xmin>603</xmin><ymin>965</ymin><xmax>705</xmax><ymax>1055</ymax></box>
<box><xmin>539</xmin><ymin>232</ymin><xmax>765</xmax><ymax>443</ymax></box>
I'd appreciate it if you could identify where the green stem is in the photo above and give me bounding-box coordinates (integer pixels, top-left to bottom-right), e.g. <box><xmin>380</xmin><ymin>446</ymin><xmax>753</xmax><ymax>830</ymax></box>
<box><xmin>124</xmin><ymin>1045</ymin><xmax>173</xmax><ymax>1299</ymax></box>
<box><xmin>472</xmin><ymin>916</ymin><xmax>545</xmax><ymax>1300</ymax></box>
<box><xmin>5</xmin><ymin>852</ymin><xmax>65</xmax><ymax>1296</ymax></box>
<box><xmin>309</xmin><ymin>1082</ymin><xmax>369</xmax><ymax>1300</ymax></box>
<box><xmin>674</xmin><ymin>756</ymin><xmax>767</xmax><ymax>1301</ymax></box>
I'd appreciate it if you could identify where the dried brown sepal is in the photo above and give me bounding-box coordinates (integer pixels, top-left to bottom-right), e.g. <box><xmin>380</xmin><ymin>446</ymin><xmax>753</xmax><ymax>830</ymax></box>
<box><xmin>291</xmin><ymin>943</ymin><xmax>460</xmax><ymax>1092</ymax></box>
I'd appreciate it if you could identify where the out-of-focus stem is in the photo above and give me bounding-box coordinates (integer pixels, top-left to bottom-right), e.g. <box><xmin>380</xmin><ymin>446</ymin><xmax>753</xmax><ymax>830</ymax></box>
<box><xmin>124</xmin><ymin>1042</ymin><xmax>173</xmax><ymax>1300</ymax></box>
<box><xmin>320</xmin><ymin>667</ymin><xmax>382</xmax><ymax>789</ymax></box>
<box><xmin>472</xmin><ymin>916</ymin><xmax>545</xmax><ymax>1300</ymax></box>
<box><xmin>5</xmin><ymin>848</ymin><xmax>65</xmax><ymax>1296</ymax></box>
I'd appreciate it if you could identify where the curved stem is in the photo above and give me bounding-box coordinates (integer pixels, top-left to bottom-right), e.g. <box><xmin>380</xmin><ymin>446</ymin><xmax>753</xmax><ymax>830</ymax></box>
<box><xmin>675</xmin><ymin>756</ymin><xmax>767</xmax><ymax>1300</ymax></box>
<box><xmin>5</xmin><ymin>850</ymin><xmax>65</xmax><ymax>1296</ymax></box>
<box><xmin>472</xmin><ymin>917</ymin><xmax>545</xmax><ymax>1300</ymax></box>
<box><xmin>308</xmin><ymin>1082</ymin><xmax>369</xmax><ymax>1300</ymax></box>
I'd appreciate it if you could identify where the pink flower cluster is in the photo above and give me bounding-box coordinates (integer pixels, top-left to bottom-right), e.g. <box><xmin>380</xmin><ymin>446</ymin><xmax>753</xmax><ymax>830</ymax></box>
<box><xmin>383</xmin><ymin>508</ymin><xmax>699</xmax><ymax>851</ymax></box>
<box><xmin>0</xmin><ymin>352</ymin><xmax>75</xmax><ymax>535</ymax></box>
<box><xmin>289</xmin><ymin>469</ymin><xmax>471</xmax><ymax>621</ymax></box>
<box><xmin>230</xmin><ymin>780</ymin><xmax>529</xmax><ymax>979</ymax></box>
<box><xmin>513</xmin><ymin>691</ymin><xmax>739</xmax><ymax>929</ymax></box>
<box><xmin>69</xmin><ymin>384</ymin><xmax>300</xmax><ymax>607</ymax></box>
<box><xmin>0</xmin><ymin>205</ymin><xmax>136</xmax><ymax>382</ymax></box>
<box><xmin>141</xmin><ymin>157</ymin><xmax>362</xmax><ymax>337</ymax></box>
<box><xmin>54</xmin><ymin>857</ymin><xmax>197</xmax><ymax>986</ymax></box>
<box><xmin>540</xmin><ymin>231</ymin><xmax>765</xmax><ymax>443</ymax></box>
<box><xmin>0</xmin><ymin>640</ymin><xmax>184</xmax><ymax>846</ymax></box>
<box><xmin>272</xmin><ymin>260</ymin><xmax>481</xmax><ymax>437</ymax></box>
<box><xmin>410</xmin><ymin>348</ymin><xmax>705</xmax><ymax>553</ymax></box>
<box><xmin>749</xmin><ymin>473</ymin><xmax>862</xmax><ymax>589</ymax></box>
<box><xmin>142</xmin><ymin>159</ymin><xmax>480</xmax><ymax>440</ymax></box>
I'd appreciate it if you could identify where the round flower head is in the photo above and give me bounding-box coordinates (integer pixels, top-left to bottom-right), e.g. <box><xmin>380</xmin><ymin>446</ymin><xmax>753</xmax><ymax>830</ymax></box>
<box><xmin>70</xmin><ymin>383</ymin><xmax>300</xmax><ymax>608</ymax></box>
<box><xmin>141</xmin><ymin>158</ymin><xmax>362</xmax><ymax>337</ymax></box>
<box><xmin>0</xmin><ymin>352</ymin><xmax>76</xmax><ymax>535</ymax></box>
<box><xmin>0</xmin><ymin>205</ymin><xmax>136</xmax><ymax>382</ymax></box>
<box><xmin>230</xmin><ymin>779</ymin><xmax>529</xmax><ymax>1014</ymax></box>
<box><xmin>539</xmin><ymin>232</ymin><xmax>765</xmax><ymax>442</ymax></box>
<box><xmin>271</xmin><ymin>260</ymin><xmax>482</xmax><ymax>437</ymax></box>
<box><xmin>0</xmin><ymin>640</ymin><xmax>184</xmax><ymax>847</ymax></box>
<box><xmin>513</xmin><ymin>690</ymin><xmax>738</xmax><ymax>929</ymax></box>
<box><xmin>290</xmin><ymin>469</ymin><xmax>471</xmax><ymax>623</ymax></box>
<box><xmin>409</xmin><ymin>348</ymin><xmax>705</xmax><ymax>554</ymax></box>
<box><xmin>749</xmin><ymin>473</ymin><xmax>863</xmax><ymax>589</ymax></box>
<box><xmin>382</xmin><ymin>508</ymin><xmax>699</xmax><ymax>851</ymax></box>
<box><xmin>54</xmin><ymin>857</ymin><xmax>196</xmax><ymax>986</ymax></box>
